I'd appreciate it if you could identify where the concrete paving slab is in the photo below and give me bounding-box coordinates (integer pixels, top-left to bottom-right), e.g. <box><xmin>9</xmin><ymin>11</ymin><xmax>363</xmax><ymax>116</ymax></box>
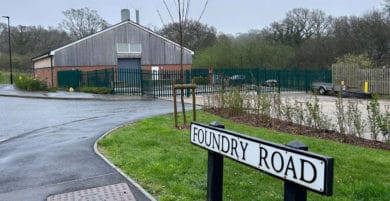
<box><xmin>47</xmin><ymin>183</ymin><xmax>135</xmax><ymax>201</ymax></box>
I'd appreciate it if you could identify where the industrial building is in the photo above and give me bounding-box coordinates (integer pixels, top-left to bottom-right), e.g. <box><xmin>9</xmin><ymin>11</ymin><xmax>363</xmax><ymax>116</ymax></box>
<box><xmin>32</xmin><ymin>9</ymin><xmax>193</xmax><ymax>87</ymax></box>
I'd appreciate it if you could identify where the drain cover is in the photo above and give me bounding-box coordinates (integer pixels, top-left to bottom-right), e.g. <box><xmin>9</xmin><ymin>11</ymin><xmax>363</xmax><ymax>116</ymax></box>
<box><xmin>47</xmin><ymin>183</ymin><xmax>136</xmax><ymax>201</ymax></box>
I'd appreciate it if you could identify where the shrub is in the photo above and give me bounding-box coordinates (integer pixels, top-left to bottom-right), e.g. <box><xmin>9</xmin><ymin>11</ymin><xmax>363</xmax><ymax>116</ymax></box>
<box><xmin>47</xmin><ymin>86</ymin><xmax>58</xmax><ymax>92</ymax></box>
<box><xmin>367</xmin><ymin>95</ymin><xmax>381</xmax><ymax>140</ymax></box>
<box><xmin>346</xmin><ymin>100</ymin><xmax>365</xmax><ymax>137</ymax></box>
<box><xmin>335</xmin><ymin>95</ymin><xmax>346</xmax><ymax>134</ymax></box>
<box><xmin>305</xmin><ymin>96</ymin><xmax>322</xmax><ymax>129</ymax></box>
<box><xmin>193</xmin><ymin>76</ymin><xmax>209</xmax><ymax>85</ymax></box>
<box><xmin>78</xmin><ymin>86</ymin><xmax>111</xmax><ymax>94</ymax></box>
<box><xmin>223</xmin><ymin>87</ymin><xmax>244</xmax><ymax>115</ymax></box>
<box><xmin>0</xmin><ymin>72</ymin><xmax>6</xmax><ymax>83</ymax></box>
<box><xmin>335</xmin><ymin>54</ymin><xmax>375</xmax><ymax>68</ymax></box>
<box><xmin>15</xmin><ymin>75</ymin><xmax>47</xmax><ymax>91</ymax></box>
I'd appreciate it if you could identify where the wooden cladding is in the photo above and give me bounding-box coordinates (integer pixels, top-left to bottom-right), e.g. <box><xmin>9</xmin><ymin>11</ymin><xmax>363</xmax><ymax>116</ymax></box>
<box><xmin>332</xmin><ymin>64</ymin><xmax>390</xmax><ymax>95</ymax></box>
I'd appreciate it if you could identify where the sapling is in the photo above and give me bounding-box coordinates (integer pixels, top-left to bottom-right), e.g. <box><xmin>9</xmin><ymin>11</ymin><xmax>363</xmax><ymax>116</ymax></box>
<box><xmin>335</xmin><ymin>94</ymin><xmax>346</xmax><ymax>134</ymax></box>
<box><xmin>367</xmin><ymin>95</ymin><xmax>381</xmax><ymax>140</ymax></box>
<box><xmin>305</xmin><ymin>95</ymin><xmax>323</xmax><ymax>129</ymax></box>
<box><xmin>346</xmin><ymin>101</ymin><xmax>365</xmax><ymax>137</ymax></box>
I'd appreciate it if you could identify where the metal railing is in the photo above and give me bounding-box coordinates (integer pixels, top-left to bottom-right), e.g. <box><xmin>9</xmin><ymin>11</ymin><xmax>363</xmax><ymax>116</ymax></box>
<box><xmin>57</xmin><ymin>68</ymin><xmax>331</xmax><ymax>97</ymax></box>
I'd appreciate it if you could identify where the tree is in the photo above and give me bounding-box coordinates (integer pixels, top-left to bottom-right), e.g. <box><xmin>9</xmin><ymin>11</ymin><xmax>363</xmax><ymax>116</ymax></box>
<box><xmin>158</xmin><ymin>19</ymin><xmax>217</xmax><ymax>51</ymax></box>
<box><xmin>0</xmin><ymin>24</ymin><xmax>72</xmax><ymax>72</ymax></box>
<box><xmin>11</xmin><ymin>25</ymin><xmax>71</xmax><ymax>55</ymax></box>
<box><xmin>268</xmin><ymin>8</ymin><xmax>332</xmax><ymax>46</ymax></box>
<box><xmin>193</xmin><ymin>33</ymin><xmax>294</xmax><ymax>69</ymax></box>
<box><xmin>59</xmin><ymin>7</ymin><xmax>109</xmax><ymax>39</ymax></box>
<box><xmin>335</xmin><ymin>54</ymin><xmax>375</xmax><ymax>68</ymax></box>
<box><xmin>161</xmin><ymin>0</ymin><xmax>209</xmax><ymax>126</ymax></box>
<box><xmin>384</xmin><ymin>0</ymin><xmax>390</xmax><ymax>17</ymax></box>
<box><xmin>331</xmin><ymin>11</ymin><xmax>390</xmax><ymax>66</ymax></box>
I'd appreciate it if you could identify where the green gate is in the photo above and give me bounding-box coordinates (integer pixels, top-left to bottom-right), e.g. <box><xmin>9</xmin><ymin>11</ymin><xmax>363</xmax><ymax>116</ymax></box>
<box><xmin>57</xmin><ymin>70</ymin><xmax>82</xmax><ymax>88</ymax></box>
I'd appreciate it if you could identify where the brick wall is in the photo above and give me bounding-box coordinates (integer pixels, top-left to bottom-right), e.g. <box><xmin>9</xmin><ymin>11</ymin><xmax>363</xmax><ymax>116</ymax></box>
<box><xmin>34</xmin><ymin>68</ymin><xmax>53</xmax><ymax>86</ymax></box>
<box><xmin>142</xmin><ymin>64</ymin><xmax>192</xmax><ymax>71</ymax></box>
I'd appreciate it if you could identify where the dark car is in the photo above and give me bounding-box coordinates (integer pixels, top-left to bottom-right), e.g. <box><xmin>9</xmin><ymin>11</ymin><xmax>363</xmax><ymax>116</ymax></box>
<box><xmin>229</xmin><ymin>74</ymin><xmax>246</xmax><ymax>86</ymax></box>
<box><xmin>262</xmin><ymin>79</ymin><xmax>278</xmax><ymax>87</ymax></box>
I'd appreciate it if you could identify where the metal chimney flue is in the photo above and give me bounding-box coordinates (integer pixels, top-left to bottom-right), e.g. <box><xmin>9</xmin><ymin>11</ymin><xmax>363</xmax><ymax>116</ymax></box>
<box><xmin>136</xmin><ymin>10</ymin><xmax>140</xmax><ymax>24</ymax></box>
<box><xmin>121</xmin><ymin>9</ymin><xmax>130</xmax><ymax>21</ymax></box>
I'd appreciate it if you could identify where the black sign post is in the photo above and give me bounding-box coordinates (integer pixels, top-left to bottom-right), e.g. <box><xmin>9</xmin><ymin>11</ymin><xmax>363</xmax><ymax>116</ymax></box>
<box><xmin>207</xmin><ymin>121</ymin><xmax>225</xmax><ymax>201</ymax></box>
<box><xmin>284</xmin><ymin>141</ymin><xmax>309</xmax><ymax>201</ymax></box>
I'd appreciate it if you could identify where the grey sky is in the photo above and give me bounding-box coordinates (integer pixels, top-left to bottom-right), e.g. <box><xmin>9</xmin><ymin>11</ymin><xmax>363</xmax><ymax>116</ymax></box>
<box><xmin>0</xmin><ymin>0</ymin><xmax>385</xmax><ymax>35</ymax></box>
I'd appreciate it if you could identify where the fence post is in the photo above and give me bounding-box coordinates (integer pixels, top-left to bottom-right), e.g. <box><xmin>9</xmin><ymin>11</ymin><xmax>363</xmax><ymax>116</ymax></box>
<box><xmin>103</xmin><ymin>69</ymin><xmax>106</xmax><ymax>87</ymax></box>
<box><xmin>186</xmin><ymin>70</ymin><xmax>191</xmax><ymax>97</ymax></box>
<box><xmin>207</xmin><ymin>121</ymin><xmax>224</xmax><ymax>201</ymax></box>
<box><xmin>140</xmin><ymin>69</ymin><xmax>144</xmax><ymax>96</ymax></box>
<box><xmin>284</xmin><ymin>141</ymin><xmax>308</xmax><ymax>201</ymax></box>
<box><xmin>304</xmin><ymin>70</ymin><xmax>309</xmax><ymax>93</ymax></box>
<box><xmin>278</xmin><ymin>70</ymin><xmax>281</xmax><ymax>93</ymax></box>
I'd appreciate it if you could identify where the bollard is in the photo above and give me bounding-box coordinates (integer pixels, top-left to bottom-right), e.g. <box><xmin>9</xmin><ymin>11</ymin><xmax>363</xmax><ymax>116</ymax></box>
<box><xmin>364</xmin><ymin>81</ymin><xmax>369</xmax><ymax>93</ymax></box>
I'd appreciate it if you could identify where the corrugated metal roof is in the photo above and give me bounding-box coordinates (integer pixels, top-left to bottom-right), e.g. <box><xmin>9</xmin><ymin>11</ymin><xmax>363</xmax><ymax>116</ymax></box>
<box><xmin>32</xmin><ymin>20</ymin><xmax>194</xmax><ymax>61</ymax></box>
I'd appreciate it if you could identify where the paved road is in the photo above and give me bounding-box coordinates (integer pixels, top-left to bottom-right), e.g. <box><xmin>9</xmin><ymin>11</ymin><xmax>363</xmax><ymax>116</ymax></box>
<box><xmin>0</xmin><ymin>97</ymin><xmax>178</xmax><ymax>201</ymax></box>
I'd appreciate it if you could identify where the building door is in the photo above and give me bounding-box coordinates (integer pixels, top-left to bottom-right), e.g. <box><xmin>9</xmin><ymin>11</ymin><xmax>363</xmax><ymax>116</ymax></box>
<box><xmin>151</xmin><ymin>66</ymin><xmax>159</xmax><ymax>80</ymax></box>
<box><xmin>117</xmin><ymin>58</ymin><xmax>142</xmax><ymax>93</ymax></box>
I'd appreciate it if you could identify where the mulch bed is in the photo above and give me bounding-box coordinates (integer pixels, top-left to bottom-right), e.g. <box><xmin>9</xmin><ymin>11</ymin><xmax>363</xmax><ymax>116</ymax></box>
<box><xmin>206</xmin><ymin>108</ymin><xmax>390</xmax><ymax>151</ymax></box>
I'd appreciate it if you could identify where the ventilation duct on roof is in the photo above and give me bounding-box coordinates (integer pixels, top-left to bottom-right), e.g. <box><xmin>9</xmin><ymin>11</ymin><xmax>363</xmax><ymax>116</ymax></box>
<box><xmin>121</xmin><ymin>9</ymin><xmax>130</xmax><ymax>21</ymax></box>
<box><xmin>136</xmin><ymin>9</ymin><xmax>140</xmax><ymax>24</ymax></box>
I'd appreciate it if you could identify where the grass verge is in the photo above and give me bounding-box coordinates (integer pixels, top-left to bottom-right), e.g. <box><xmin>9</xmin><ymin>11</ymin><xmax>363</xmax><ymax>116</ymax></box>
<box><xmin>79</xmin><ymin>86</ymin><xmax>111</xmax><ymax>94</ymax></box>
<box><xmin>0</xmin><ymin>71</ymin><xmax>10</xmax><ymax>84</ymax></box>
<box><xmin>98</xmin><ymin>111</ymin><xmax>390</xmax><ymax>201</ymax></box>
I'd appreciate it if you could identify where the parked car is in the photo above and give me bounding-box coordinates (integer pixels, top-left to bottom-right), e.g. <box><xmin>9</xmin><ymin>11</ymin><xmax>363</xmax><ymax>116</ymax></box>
<box><xmin>311</xmin><ymin>82</ymin><xmax>343</xmax><ymax>95</ymax></box>
<box><xmin>229</xmin><ymin>74</ymin><xmax>246</xmax><ymax>86</ymax></box>
<box><xmin>262</xmin><ymin>79</ymin><xmax>278</xmax><ymax>87</ymax></box>
<box><xmin>311</xmin><ymin>82</ymin><xmax>371</xmax><ymax>98</ymax></box>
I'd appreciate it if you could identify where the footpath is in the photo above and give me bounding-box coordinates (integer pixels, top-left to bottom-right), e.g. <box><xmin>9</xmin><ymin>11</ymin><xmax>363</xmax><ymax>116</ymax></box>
<box><xmin>0</xmin><ymin>84</ymin><xmax>145</xmax><ymax>101</ymax></box>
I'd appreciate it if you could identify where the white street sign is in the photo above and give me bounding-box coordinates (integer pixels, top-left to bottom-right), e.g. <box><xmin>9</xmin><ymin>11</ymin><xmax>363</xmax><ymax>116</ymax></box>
<box><xmin>190</xmin><ymin>122</ymin><xmax>333</xmax><ymax>195</ymax></box>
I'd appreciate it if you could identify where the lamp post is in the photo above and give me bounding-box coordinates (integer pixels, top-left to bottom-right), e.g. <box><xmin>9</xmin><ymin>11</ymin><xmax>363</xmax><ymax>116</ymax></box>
<box><xmin>2</xmin><ymin>16</ymin><xmax>13</xmax><ymax>84</ymax></box>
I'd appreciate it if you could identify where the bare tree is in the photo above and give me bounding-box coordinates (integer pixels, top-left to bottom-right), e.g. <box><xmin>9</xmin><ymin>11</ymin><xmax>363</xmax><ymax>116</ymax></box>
<box><xmin>270</xmin><ymin>8</ymin><xmax>332</xmax><ymax>46</ymax></box>
<box><xmin>158</xmin><ymin>19</ymin><xmax>217</xmax><ymax>51</ymax></box>
<box><xmin>160</xmin><ymin>0</ymin><xmax>209</xmax><ymax>126</ymax></box>
<box><xmin>60</xmin><ymin>7</ymin><xmax>109</xmax><ymax>39</ymax></box>
<box><xmin>384</xmin><ymin>0</ymin><xmax>390</xmax><ymax>16</ymax></box>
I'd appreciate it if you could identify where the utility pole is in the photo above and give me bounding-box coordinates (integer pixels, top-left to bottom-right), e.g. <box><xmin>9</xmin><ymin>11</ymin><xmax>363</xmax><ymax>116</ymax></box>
<box><xmin>2</xmin><ymin>16</ymin><xmax>13</xmax><ymax>84</ymax></box>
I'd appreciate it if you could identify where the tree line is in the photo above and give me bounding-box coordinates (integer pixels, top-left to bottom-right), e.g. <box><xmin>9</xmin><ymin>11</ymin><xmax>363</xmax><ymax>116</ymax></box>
<box><xmin>192</xmin><ymin>4</ymin><xmax>390</xmax><ymax>69</ymax></box>
<box><xmin>0</xmin><ymin>7</ymin><xmax>107</xmax><ymax>73</ymax></box>
<box><xmin>0</xmin><ymin>2</ymin><xmax>389</xmax><ymax>73</ymax></box>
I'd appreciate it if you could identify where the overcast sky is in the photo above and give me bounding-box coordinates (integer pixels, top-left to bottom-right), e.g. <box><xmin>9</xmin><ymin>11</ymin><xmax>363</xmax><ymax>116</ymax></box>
<box><xmin>0</xmin><ymin>0</ymin><xmax>385</xmax><ymax>35</ymax></box>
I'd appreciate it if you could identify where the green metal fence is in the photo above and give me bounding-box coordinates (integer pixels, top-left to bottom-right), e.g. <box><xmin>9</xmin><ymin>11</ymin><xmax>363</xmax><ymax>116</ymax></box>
<box><xmin>84</xmin><ymin>69</ymin><xmax>114</xmax><ymax>88</ymax></box>
<box><xmin>57</xmin><ymin>68</ymin><xmax>331</xmax><ymax>97</ymax></box>
<box><xmin>191</xmin><ymin>68</ymin><xmax>331</xmax><ymax>94</ymax></box>
<box><xmin>57</xmin><ymin>70</ymin><xmax>82</xmax><ymax>88</ymax></box>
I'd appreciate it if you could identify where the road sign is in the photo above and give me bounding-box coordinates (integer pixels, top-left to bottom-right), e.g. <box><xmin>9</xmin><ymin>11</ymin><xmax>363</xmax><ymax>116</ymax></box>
<box><xmin>190</xmin><ymin>122</ymin><xmax>333</xmax><ymax>195</ymax></box>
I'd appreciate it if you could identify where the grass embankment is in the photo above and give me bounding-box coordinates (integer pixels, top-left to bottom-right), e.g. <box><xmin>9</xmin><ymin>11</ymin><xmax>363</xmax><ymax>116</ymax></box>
<box><xmin>98</xmin><ymin>111</ymin><xmax>390</xmax><ymax>201</ymax></box>
<box><xmin>78</xmin><ymin>86</ymin><xmax>111</xmax><ymax>94</ymax></box>
<box><xmin>0</xmin><ymin>71</ymin><xmax>9</xmax><ymax>84</ymax></box>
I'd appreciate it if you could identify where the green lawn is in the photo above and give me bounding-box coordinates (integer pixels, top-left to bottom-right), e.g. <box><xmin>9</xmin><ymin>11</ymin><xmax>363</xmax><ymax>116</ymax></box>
<box><xmin>98</xmin><ymin>111</ymin><xmax>390</xmax><ymax>201</ymax></box>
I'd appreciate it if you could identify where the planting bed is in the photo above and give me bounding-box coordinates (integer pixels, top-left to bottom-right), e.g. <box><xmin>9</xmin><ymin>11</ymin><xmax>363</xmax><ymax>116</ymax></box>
<box><xmin>206</xmin><ymin>108</ymin><xmax>390</xmax><ymax>150</ymax></box>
